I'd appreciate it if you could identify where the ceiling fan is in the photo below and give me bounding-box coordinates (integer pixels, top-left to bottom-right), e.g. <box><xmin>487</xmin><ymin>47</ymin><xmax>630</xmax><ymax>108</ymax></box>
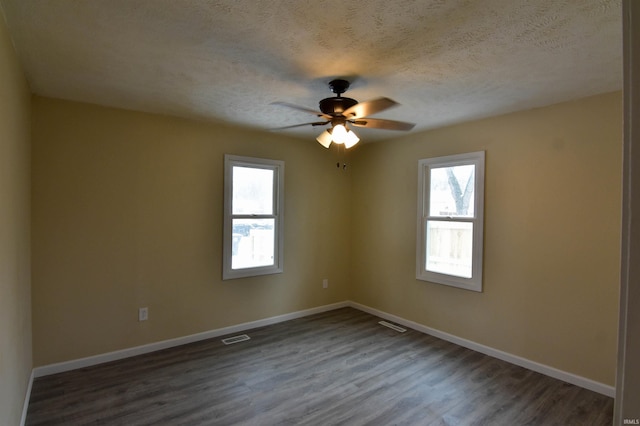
<box><xmin>271</xmin><ymin>79</ymin><xmax>415</xmax><ymax>149</ymax></box>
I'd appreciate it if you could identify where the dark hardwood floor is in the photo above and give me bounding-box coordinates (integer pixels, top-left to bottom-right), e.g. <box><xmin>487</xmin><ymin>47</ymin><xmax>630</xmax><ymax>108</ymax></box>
<box><xmin>26</xmin><ymin>308</ymin><xmax>614</xmax><ymax>425</ymax></box>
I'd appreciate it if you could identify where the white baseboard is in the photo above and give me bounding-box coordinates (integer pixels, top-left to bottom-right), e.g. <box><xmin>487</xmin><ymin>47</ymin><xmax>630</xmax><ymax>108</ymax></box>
<box><xmin>20</xmin><ymin>369</ymin><xmax>34</xmax><ymax>426</ymax></box>
<box><xmin>349</xmin><ymin>301</ymin><xmax>616</xmax><ymax>398</ymax></box>
<box><xmin>33</xmin><ymin>301</ymin><xmax>349</xmax><ymax>378</ymax></box>
<box><xmin>31</xmin><ymin>299</ymin><xmax>614</xmax><ymax>398</ymax></box>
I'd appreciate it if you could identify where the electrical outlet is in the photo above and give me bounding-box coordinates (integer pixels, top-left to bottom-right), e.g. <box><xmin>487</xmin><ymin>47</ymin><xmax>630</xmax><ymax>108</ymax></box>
<box><xmin>322</xmin><ymin>279</ymin><xmax>328</xmax><ymax>289</ymax></box>
<box><xmin>138</xmin><ymin>307</ymin><xmax>148</xmax><ymax>322</ymax></box>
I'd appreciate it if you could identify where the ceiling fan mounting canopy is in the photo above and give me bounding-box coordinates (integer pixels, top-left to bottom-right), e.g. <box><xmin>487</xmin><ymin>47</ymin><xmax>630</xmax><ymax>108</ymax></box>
<box><xmin>328</xmin><ymin>79</ymin><xmax>350</xmax><ymax>96</ymax></box>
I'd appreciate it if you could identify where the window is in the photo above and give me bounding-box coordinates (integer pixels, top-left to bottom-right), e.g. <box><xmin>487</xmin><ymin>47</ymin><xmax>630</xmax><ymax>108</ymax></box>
<box><xmin>417</xmin><ymin>151</ymin><xmax>485</xmax><ymax>291</ymax></box>
<box><xmin>223</xmin><ymin>155</ymin><xmax>284</xmax><ymax>279</ymax></box>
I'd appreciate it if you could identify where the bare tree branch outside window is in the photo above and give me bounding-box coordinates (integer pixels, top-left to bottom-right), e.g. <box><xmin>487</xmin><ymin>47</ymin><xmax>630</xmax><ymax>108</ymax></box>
<box><xmin>446</xmin><ymin>168</ymin><xmax>474</xmax><ymax>215</ymax></box>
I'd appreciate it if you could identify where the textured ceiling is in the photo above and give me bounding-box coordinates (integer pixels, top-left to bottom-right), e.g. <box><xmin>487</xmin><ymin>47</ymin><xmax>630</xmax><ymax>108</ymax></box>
<box><xmin>0</xmin><ymin>0</ymin><xmax>623</xmax><ymax>142</ymax></box>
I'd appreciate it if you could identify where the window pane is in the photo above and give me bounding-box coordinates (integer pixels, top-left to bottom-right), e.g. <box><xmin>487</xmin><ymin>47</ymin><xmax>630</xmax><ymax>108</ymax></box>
<box><xmin>232</xmin><ymin>166</ymin><xmax>274</xmax><ymax>215</ymax></box>
<box><xmin>426</xmin><ymin>220</ymin><xmax>473</xmax><ymax>278</ymax></box>
<box><xmin>429</xmin><ymin>165</ymin><xmax>475</xmax><ymax>217</ymax></box>
<box><xmin>231</xmin><ymin>218</ymin><xmax>275</xmax><ymax>269</ymax></box>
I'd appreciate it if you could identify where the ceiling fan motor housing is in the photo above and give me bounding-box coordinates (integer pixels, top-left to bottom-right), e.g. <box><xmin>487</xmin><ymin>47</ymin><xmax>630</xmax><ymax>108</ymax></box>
<box><xmin>319</xmin><ymin>97</ymin><xmax>358</xmax><ymax>115</ymax></box>
<box><xmin>319</xmin><ymin>79</ymin><xmax>358</xmax><ymax>115</ymax></box>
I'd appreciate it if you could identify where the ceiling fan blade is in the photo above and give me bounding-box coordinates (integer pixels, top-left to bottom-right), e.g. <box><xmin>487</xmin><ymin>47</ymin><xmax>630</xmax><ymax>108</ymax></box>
<box><xmin>271</xmin><ymin>101</ymin><xmax>331</xmax><ymax>118</ymax></box>
<box><xmin>342</xmin><ymin>97</ymin><xmax>399</xmax><ymax>119</ymax></box>
<box><xmin>349</xmin><ymin>118</ymin><xmax>416</xmax><ymax>131</ymax></box>
<box><xmin>270</xmin><ymin>121</ymin><xmax>329</xmax><ymax>130</ymax></box>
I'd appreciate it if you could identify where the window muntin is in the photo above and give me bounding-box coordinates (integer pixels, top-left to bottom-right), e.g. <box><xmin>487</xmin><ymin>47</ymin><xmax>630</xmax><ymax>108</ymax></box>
<box><xmin>417</xmin><ymin>151</ymin><xmax>484</xmax><ymax>291</ymax></box>
<box><xmin>224</xmin><ymin>155</ymin><xmax>284</xmax><ymax>280</ymax></box>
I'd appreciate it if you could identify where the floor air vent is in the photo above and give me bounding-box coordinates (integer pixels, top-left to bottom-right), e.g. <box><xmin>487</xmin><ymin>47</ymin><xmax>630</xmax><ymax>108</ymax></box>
<box><xmin>378</xmin><ymin>321</ymin><xmax>407</xmax><ymax>333</ymax></box>
<box><xmin>222</xmin><ymin>334</ymin><xmax>250</xmax><ymax>345</ymax></box>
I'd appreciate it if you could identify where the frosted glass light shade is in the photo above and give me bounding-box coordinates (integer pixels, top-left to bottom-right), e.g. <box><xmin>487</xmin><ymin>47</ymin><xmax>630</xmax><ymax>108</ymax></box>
<box><xmin>344</xmin><ymin>130</ymin><xmax>360</xmax><ymax>148</ymax></box>
<box><xmin>316</xmin><ymin>129</ymin><xmax>332</xmax><ymax>148</ymax></box>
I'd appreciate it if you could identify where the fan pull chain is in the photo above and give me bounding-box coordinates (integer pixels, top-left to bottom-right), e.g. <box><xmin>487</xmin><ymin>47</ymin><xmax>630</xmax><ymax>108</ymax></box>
<box><xmin>335</xmin><ymin>144</ymin><xmax>347</xmax><ymax>171</ymax></box>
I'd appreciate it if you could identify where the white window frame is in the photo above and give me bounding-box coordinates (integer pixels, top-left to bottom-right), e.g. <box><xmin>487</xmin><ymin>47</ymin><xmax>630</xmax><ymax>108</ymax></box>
<box><xmin>223</xmin><ymin>155</ymin><xmax>284</xmax><ymax>280</ymax></box>
<box><xmin>416</xmin><ymin>151</ymin><xmax>485</xmax><ymax>291</ymax></box>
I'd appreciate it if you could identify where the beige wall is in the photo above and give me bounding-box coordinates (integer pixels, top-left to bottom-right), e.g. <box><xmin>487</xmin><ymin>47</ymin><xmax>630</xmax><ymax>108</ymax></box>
<box><xmin>31</xmin><ymin>92</ymin><xmax>622</xmax><ymax>387</ymax></box>
<box><xmin>350</xmin><ymin>92</ymin><xmax>622</xmax><ymax>386</ymax></box>
<box><xmin>31</xmin><ymin>97</ymin><xmax>352</xmax><ymax>366</ymax></box>
<box><xmin>0</xmin><ymin>9</ymin><xmax>32</xmax><ymax>426</ymax></box>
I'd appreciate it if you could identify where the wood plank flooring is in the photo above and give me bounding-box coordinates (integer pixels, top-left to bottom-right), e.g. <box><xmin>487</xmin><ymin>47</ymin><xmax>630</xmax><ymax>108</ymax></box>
<box><xmin>26</xmin><ymin>308</ymin><xmax>614</xmax><ymax>425</ymax></box>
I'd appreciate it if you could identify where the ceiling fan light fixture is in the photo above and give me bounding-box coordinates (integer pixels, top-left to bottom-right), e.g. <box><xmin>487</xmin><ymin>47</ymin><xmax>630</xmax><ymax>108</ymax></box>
<box><xmin>273</xmin><ymin>79</ymin><xmax>414</xmax><ymax>150</ymax></box>
<box><xmin>316</xmin><ymin>129</ymin><xmax>332</xmax><ymax>148</ymax></box>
